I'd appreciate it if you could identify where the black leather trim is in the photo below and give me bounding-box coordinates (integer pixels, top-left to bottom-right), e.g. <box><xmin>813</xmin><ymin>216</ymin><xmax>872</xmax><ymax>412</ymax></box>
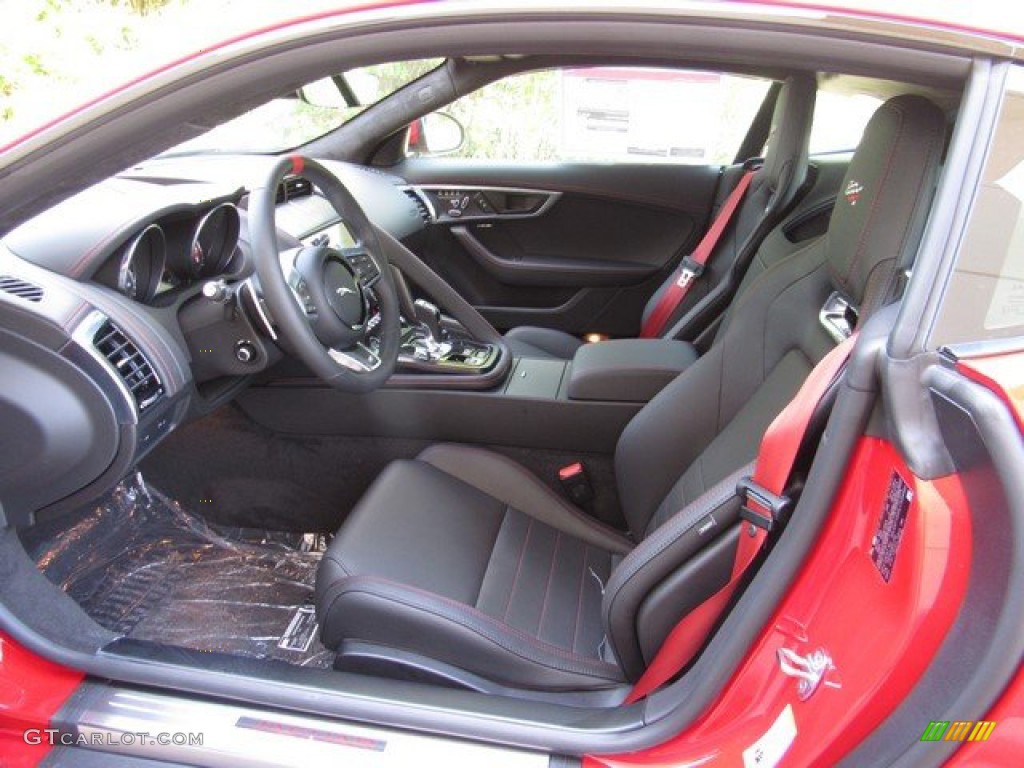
<box><xmin>319</xmin><ymin>576</ymin><xmax>625</xmax><ymax>691</ymax></box>
<box><xmin>504</xmin><ymin>326</ymin><xmax>584</xmax><ymax>360</ymax></box>
<box><xmin>418</xmin><ymin>444</ymin><xmax>634</xmax><ymax>555</ymax></box>
<box><xmin>825</xmin><ymin>95</ymin><xmax>945</xmax><ymax>307</ymax></box>
<box><xmin>451</xmin><ymin>226</ymin><xmax>658</xmax><ymax>287</ymax></box>
<box><xmin>566</xmin><ymin>339</ymin><xmax>699</xmax><ymax>403</ymax></box>
<box><xmin>603</xmin><ymin>464</ymin><xmax>751</xmax><ymax>680</ymax></box>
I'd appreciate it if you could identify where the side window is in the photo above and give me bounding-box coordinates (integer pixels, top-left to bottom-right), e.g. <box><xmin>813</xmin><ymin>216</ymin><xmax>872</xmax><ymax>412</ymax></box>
<box><xmin>442</xmin><ymin>68</ymin><xmax>771</xmax><ymax>164</ymax></box>
<box><xmin>932</xmin><ymin>66</ymin><xmax>1024</xmax><ymax>348</ymax></box>
<box><xmin>809</xmin><ymin>90</ymin><xmax>882</xmax><ymax>155</ymax></box>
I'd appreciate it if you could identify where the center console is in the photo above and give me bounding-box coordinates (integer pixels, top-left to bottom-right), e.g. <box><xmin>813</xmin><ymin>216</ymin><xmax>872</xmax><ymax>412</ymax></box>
<box><xmin>242</xmin><ymin>328</ymin><xmax>699</xmax><ymax>454</ymax></box>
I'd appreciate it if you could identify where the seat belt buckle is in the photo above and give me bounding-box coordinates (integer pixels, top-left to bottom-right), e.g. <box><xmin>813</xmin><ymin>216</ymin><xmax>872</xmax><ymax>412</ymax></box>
<box><xmin>737</xmin><ymin>477</ymin><xmax>792</xmax><ymax>532</ymax></box>
<box><xmin>675</xmin><ymin>256</ymin><xmax>705</xmax><ymax>289</ymax></box>
<box><xmin>558</xmin><ymin>462</ymin><xmax>594</xmax><ymax>508</ymax></box>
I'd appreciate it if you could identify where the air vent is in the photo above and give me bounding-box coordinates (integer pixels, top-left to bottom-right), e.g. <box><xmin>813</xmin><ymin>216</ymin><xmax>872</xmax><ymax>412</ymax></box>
<box><xmin>403</xmin><ymin>189</ymin><xmax>433</xmax><ymax>224</ymax></box>
<box><xmin>275</xmin><ymin>176</ymin><xmax>314</xmax><ymax>204</ymax></box>
<box><xmin>0</xmin><ymin>275</ymin><xmax>43</xmax><ymax>302</ymax></box>
<box><xmin>93</xmin><ymin>320</ymin><xmax>163</xmax><ymax>412</ymax></box>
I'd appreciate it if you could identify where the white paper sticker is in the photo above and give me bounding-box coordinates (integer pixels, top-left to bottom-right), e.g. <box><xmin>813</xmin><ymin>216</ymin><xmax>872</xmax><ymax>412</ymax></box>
<box><xmin>742</xmin><ymin>704</ymin><xmax>797</xmax><ymax>768</ymax></box>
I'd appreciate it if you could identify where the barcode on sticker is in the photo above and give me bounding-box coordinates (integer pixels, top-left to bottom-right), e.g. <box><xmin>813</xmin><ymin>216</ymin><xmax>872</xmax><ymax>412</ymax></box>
<box><xmin>743</xmin><ymin>704</ymin><xmax>797</xmax><ymax>768</ymax></box>
<box><xmin>278</xmin><ymin>605</ymin><xmax>318</xmax><ymax>652</ymax></box>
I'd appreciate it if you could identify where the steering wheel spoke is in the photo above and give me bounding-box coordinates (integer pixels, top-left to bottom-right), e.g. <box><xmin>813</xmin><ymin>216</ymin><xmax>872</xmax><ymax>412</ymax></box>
<box><xmin>286</xmin><ymin>269</ymin><xmax>319</xmax><ymax>317</ymax></box>
<box><xmin>338</xmin><ymin>246</ymin><xmax>382</xmax><ymax>289</ymax></box>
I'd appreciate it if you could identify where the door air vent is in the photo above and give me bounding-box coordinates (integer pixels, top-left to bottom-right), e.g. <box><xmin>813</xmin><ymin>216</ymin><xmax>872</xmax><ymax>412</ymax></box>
<box><xmin>0</xmin><ymin>275</ymin><xmax>44</xmax><ymax>302</ymax></box>
<box><xmin>93</xmin><ymin>320</ymin><xmax>163</xmax><ymax>412</ymax></box>
<box><xmin>275</xmin><ymin>176</ymin><xmax>314</xmax><ymax>204</ymax></box>
<box><xmin>403</xmin><ymin>189</ymin><xmax>433</xmax><ymax>224</ymax></box>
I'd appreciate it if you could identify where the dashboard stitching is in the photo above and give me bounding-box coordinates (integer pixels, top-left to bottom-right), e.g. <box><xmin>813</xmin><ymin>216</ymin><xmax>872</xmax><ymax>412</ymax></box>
<box><xmin>69</xmin><ymin>221</ymin><xmax>142</xmax><ymax>278</ymax></box>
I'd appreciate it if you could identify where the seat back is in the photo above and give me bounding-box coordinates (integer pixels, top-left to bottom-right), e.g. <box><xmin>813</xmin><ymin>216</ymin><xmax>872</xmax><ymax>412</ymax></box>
<box><xmin>638</xmin><ymin>73</ymin><xmax>818</xmax><ymax>341</ymax></box>
<box><xmin>605</xmin><ymin>94</ymin><xmax>946</xmax><ymax>680</ymax></box>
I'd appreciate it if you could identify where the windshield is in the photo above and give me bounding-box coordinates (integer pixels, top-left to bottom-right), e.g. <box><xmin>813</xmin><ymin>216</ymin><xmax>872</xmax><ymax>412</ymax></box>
<box><xmin>163</xmin><ymin>58</ymin><xmax>443</xmax><ymax>156</ymax></box>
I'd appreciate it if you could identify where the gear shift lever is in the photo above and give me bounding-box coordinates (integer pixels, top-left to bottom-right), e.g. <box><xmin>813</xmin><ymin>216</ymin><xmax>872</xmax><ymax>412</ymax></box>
<box><xmin>414</xmin><ymin>299</ymin><xmax>444</xmax><ymax>342</ymax></box>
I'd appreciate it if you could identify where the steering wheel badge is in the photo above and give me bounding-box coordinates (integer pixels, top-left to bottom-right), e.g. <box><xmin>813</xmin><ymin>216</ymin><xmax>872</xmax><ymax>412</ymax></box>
<box><xmin>321</xmin><ymin>257</ymin><xmax>365</xmax><ymax>328</ymax></box>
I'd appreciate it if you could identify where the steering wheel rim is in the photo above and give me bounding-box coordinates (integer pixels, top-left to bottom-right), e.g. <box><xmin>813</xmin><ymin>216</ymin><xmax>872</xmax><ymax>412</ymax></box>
<box><xmin>249</xmin><ymin>155</ymin><xmax>401</xmax><ymax>392</ymax></box>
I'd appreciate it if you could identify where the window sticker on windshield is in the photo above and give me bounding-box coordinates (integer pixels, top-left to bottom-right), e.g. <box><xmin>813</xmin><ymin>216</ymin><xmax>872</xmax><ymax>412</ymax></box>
<box><xmin>278</xmin><ymin>605</ymin><xmax>318</xmax><ymax>653</ymax></box>
<box><xmin>743</xmin><ymin>704</ymin><xmax>797</xmax><ymax>768</ymax></box>
<box><xmin>871</xmin><ymin>471</ymin><xmax>914</xmax><ymax>583</ymax></box>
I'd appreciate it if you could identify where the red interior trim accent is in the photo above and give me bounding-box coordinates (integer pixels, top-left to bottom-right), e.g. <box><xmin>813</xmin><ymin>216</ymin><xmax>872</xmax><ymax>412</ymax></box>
<box><xmin>640</xmin><ymin>169</ymin><xmax>755</xmax><ymax>339</ymax></box>
<box><xmin>559</xmin><ymin>462</ymin><xmax>585</xmax><ymax>480</ymax></box>
<box><xmin>625</xmin><ymin>333</ymin><xmax>857</xmax><ymax>702</ymax></box>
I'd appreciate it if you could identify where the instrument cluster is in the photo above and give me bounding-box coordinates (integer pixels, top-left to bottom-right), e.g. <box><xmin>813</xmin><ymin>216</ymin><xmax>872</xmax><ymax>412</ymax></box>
<box><xmin>99</xmin><ymin>202</ymin><xmax>241</xmax><ymax>303</ymax></box>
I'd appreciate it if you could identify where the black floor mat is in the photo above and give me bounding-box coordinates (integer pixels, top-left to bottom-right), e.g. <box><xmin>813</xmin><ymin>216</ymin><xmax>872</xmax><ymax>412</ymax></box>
<box><xmin>22</xmin><ymin>475</ymin><xmax>334</xmax><ymax>668</ymax></box>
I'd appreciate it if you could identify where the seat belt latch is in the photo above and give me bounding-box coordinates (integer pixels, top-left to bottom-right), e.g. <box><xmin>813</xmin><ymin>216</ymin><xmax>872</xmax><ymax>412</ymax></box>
<box><xmin>558</xmin><ymin>462</ymin><xmax>594</xmax><ymax>508</ymax></box>
<box><xmin>737</xmin><ymin>476</ymin><xmax>792</xmax><ymax>532</ymax></box>
<box><xmin>675</xmin><ymin>256</ymin><xmax>705</xmax><ymax>289</ymax></box>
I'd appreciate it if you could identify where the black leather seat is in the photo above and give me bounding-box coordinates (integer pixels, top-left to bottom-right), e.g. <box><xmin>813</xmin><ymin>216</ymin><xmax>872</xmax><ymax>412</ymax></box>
<box><xmin>504</xmin><ymin>73</ymin><xmax>817</xmax><ymax>360</ymax></box>
<box><xmin>316</xmin><ymin>95</ymin><xmax>945</xmax><ymax>691</ymax></box>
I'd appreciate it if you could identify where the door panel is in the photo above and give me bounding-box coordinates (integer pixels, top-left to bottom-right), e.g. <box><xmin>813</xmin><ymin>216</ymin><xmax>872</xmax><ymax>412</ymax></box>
<box><xmin>399</xmin><ymin>160</ymin><xmax>721</xmax><ymax>336</ymax></box>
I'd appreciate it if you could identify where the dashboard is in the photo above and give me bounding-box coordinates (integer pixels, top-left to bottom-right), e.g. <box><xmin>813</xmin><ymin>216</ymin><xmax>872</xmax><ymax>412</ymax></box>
<box><xmin>3</xmin><ymin>155</ymin><xmax>426</xmax><ymax>301</ymax></box>
<box><xmin>0</xmin><ymin>154</ymin><xmax>429</xmax><ymax>526</ymax></box>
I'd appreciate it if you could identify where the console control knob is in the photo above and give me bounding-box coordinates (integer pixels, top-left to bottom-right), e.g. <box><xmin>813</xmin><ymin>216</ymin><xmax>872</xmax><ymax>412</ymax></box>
<box><xmin>235</xmin><ymin>340</ymin><xmax>257</xmax><ymax>364</ymax></box>
<box><xmin>203</xmin><ymin>279</ymin><xmax>231</xmax><ymax>303</ymax></box>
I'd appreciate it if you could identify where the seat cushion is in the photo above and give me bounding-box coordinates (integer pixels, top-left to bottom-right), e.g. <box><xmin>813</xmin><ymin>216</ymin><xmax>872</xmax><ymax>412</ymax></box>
<box><xmin>316</xmin><ymin>446</ymin><xmax>631</xmax><ymax>690</ymax></box>
<box><xmin>504</xmin><ymin>326</ymin><xmax>584</xmax><ymax>360</ymax></box>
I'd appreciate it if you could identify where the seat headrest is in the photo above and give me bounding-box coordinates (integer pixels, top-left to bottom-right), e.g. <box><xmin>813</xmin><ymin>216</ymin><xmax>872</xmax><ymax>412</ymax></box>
<box><xmin>760</xmin><ymin>73</ymin><xmax>817</xmax><ymax>200</ymax></box>
<box><xmin>826</xmin><ymin>94</ymin><xmax>946</xmax><ymax>312</ymax></box>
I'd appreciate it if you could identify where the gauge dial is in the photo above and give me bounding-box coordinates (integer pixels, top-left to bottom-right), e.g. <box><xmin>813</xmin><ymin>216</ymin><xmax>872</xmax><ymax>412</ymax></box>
<box><xmin>190</xmin><ymin>203</ymin><xmax>240</xmax><ymax>278</ymax></box>
<box><xmin>118</xmin><ymin>224</ymin><xmax>166</xmax><ymax>302</ymax></box>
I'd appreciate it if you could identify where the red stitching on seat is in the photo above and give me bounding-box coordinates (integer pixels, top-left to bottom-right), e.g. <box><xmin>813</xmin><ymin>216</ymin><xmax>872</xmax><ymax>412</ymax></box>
<box><xmin>503</xmin><ymin>516</ymin><xmax>533</xmax><ymax>622</ymax></box>
<box><xmin>330</xmin><ymin>575</ymin><xmax>620</xmax><ymax>673</ymax></box>
<box><xmin>842</xmin><ymin>105</ymin><xmax>905</xmax><ymax>289</ymax></box>
<box><xmin>571</xmin><ymin>545</ymin><xmax>589</xmax><ymax>654</ymax></box>
<box><xmin>536</xmin><ymin>532</ymin><xmax>561</xmax><ymax>638</ymax></box>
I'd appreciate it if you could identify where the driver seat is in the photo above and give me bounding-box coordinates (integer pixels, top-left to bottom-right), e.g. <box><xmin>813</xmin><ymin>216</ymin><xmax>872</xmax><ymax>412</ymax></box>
<box><xmin>315</xmin><ymin>95</ymin><xmax>945</xmax><ymax>692</ymax></box>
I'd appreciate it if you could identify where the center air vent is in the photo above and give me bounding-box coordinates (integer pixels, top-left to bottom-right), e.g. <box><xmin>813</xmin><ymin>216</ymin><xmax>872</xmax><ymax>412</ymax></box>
<box><xmin>0</xmin><ymin>275</ymin><xmax>44</xmax><ymax>302</ymax></box>
<box><xmin>93</xmin><ymin>320</ymin><xmax>163</xmax><ymax>412</ymax></box>
<box><xmin>276</xmin><ymin>176</ymin><xmax>314</xmax><ymax>204</ymax></box>
<box><xmin>403</xmin><ymin>189</ymin><xmax>433</xmax><ymax>224</ymax></box>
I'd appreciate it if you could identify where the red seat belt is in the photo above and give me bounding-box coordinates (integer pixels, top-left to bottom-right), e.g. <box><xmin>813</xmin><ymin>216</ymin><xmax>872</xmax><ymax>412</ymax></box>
<box><xmin>625</xmin><ymin>333</ymin><xmax>858</xmax><ymax>703</ymax></box>
<box><xmin>640</xmin><ymin>169</ymin><xmax>756</xmax><ymax>339</ymax></box>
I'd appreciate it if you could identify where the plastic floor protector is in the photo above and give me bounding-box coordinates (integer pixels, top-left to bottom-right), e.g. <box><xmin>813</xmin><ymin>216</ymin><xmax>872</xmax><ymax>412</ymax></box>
<box><xmin>23</xmin><ymin>474</ymin><xmax>334</xmax><ymax>668</ymax></box>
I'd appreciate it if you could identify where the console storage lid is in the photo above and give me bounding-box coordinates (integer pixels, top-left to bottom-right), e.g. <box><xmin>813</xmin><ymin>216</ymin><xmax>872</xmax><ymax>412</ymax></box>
<box><xmin>566</xmin><ymin>339</ymin><xmax>698</xmax><ymax>403</ymax></box>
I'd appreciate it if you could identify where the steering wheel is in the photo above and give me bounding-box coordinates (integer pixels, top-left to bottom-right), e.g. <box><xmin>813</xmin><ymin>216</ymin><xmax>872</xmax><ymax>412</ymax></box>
<box><xmin>249</xmin><ymin>155</ymin><xmax>401</xmax><ymax>393</ymax></box>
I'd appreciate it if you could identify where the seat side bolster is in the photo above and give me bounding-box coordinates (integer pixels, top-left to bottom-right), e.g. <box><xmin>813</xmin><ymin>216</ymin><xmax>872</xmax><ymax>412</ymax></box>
<box><xmin>602</xmin><ymin>463</ymin><xmax>752</xmax><ymax>680</ymax></box>
<box><xmin>418</xmin><ymin>444</ymin><xmax>633</xmax><ymax>555</ymax></box>
<box><xmin>319</xmin><ymin>575</ymin><xmax>625</xmax><ymax>690</ymax></box>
